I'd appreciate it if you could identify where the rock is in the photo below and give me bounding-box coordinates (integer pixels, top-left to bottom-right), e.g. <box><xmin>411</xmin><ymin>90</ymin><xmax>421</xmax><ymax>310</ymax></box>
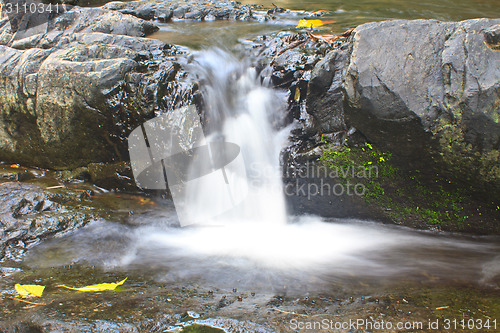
<box><xmin>343</xmin><ymin>19</ymin><xmax>500</xmax><ymax>191</ymax></box>
<box><xmin>59</xmin><ymin>162</ymin><xmax>136</xmax><ymax>191</ymax></box>
<box><xmin>0</xmin><ymin>182</ymin><xmax>92</xmax><ymax>260</ymax></box>
<box><xmin>255</xmin><ymin>19</ymin><xmax>499</xmax><ymax>218</ymax></box>
<box><xmin>484</xmin><ymin>24</ymin><xmax>500</xmax><ymax>47</ymax></box>
<box><xmin>0</xmin><ymin>4</ymin><xmax>193</xmax><ymax>172</ymax></box>
<box><xmin>306</xmin><ymin>48</ymin><xmax>349</xmax><ymax>133</ymax></box>
<box><xmin>103</xmin><ymin>0</ymin><xmax>265</xmax><ymax>22</ymax></box>
<box><xmin>270</xmin><ymin>19</ymin><xmax>500</xmax><ymax>196</ymax></box>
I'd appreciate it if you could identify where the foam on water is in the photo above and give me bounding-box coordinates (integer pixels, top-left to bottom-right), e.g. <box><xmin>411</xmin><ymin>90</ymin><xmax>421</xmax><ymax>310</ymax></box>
<box><xmin>184</xmin><ymin>48</ymin><xmax>291</xmax><ymax>226</ymax></box>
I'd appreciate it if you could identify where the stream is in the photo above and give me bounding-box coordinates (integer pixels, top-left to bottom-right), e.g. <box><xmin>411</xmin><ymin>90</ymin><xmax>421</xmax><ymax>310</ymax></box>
<box><xmin>0</xmin><ymin>0</ymin><xmax>499</xmax><ymax>332</ymax></box>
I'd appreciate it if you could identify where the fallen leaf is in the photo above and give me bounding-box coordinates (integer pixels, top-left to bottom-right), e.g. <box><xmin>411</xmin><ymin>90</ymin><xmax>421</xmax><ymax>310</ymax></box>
<box><xmin>297</xmin><ymin>19</ymin><xmax>335</xmax><ymax>28</ymax></box>
<box><xmin>58</xmin><ymin>278</ymin><xmax>127</xmax><ymax>292</ymax></box>
<box><xmin>340</xmin><ymin>27</ymin><xmax>355</xmax><ymax>38</ymax></box>
<box><xmin>294</xmin><ymin>87</ymin><xmax>301</xmax><ymax>102</ymax></box>
<box><xmin>309</xmin><ymin>33</ymin><xmax>338</xmax><ymax>44</ymax></box>
<box><xmin>15</xmin><ymin>284</ymin><xmax>45</xmax><ymax>298</ymax></box>
<box><xmin>436</xmin><ymin>306</ymin><xmax>449</xmax><ymax>310</ymax></box>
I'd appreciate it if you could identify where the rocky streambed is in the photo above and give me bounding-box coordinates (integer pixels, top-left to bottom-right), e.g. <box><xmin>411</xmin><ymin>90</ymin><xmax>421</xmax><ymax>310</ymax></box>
<box><xmin>0</xmin><ymin>0</ymin><xmax>499</xmax><ymax>331</ymax></box>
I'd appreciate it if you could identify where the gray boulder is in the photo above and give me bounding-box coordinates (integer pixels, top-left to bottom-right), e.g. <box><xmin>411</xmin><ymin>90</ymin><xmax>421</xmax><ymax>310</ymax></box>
<box><xmin>0</xmin><ymin>4</ymin><xmax>192</xmax><ymax>170</ymax></box>
<box><xmin>0</xmin><ymin>182</ymin><xmax>91</xmax><ymax>260</ymax></box>
<box><xmin>303</xmin><ymin>18</ymin><xmax>499</xmax><ymax>192</ymax></box>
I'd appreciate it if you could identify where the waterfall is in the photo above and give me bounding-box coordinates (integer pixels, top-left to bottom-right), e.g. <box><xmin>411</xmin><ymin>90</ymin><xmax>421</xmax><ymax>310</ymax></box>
<box><xmin>182</xmin><ymin>49</ymin><xmax>291</xmax><ymax>226</ymax></box>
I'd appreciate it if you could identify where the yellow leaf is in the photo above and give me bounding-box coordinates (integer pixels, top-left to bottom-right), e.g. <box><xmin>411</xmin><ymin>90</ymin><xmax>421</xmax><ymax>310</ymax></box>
<box><xmin>294</xmin><ymin>87</ymin><xmax>300</xmax><ymax>102</ymax></box>
<box><xmin>297</xmin><ymin>19</ymin><xmax>336</xmax><ymax>28</ymax></box>
<box><xmin>58</xmin><ymin>277</ymin><xmax>127</xmax><ymax>292</ymax></box>
<box><xmin>15</xmin><ymin>284</ymin><xmax>45</xmax><ymax>298</ymax></box>
<box><xmin>297</xmin><ymin>19</ymin><xmax>324</xmax><ymax>28</ymax></box>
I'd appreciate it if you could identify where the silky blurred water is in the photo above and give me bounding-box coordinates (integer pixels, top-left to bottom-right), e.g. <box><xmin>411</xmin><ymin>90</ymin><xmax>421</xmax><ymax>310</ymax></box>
<box><xmin>25</xmin><ymin>208</ymin><xmax>500</xmax><ymax>294</ymax></box>
<box><xmin>245</xmin><ymin>0</ymin><xmax>500</xmax><ymax>23</ymax></box>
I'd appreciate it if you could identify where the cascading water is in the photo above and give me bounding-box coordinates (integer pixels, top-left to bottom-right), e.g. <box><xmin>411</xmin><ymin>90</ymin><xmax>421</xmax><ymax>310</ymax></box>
<box><xmin>184</xmin><ymin>49</ymin><xmax>291</xmax><ymax>226</ymax></box>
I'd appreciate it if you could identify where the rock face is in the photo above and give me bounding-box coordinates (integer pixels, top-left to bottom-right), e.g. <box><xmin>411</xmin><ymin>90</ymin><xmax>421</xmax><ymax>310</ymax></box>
<box><xmin>345</xmin><ymin>19</ymin><xmax>499</xmax><ymax>190</ymax></box>
<box><xmin>0</xmin><ymin>182</ymin><xmax>92</xmax><ymax>261</ymax></box>
<box><xmin>0</xmin><ymin>3</ymin><xmax>192</xmax><ymax>170</ymax></box>
<box><xmin>0</xmin><ymin>0</ymin><xmax>280</xmax><ymax>172</ymax></box>
<box><xmin>301</xmin><ymin>19</ymin><xmax>500</xmax><ymax>194</ymax></box>
<box><xmin>255</xmin><ymin>18</ymin><xmax>499</xmax><ymax>202</ymax></box>
<box><xmin>306</xmin><ymin>48</ymin><xmax>349</xmax><ymax>133</ymax></box>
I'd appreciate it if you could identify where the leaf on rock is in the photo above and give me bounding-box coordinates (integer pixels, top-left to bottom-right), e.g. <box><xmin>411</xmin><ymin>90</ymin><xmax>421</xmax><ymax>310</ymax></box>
<box><xmin>294</xmin><ymin>87</ymin><xmax>301</xmax><ymax>102</ymax></box>
<box><xmin>308</xmin><ymin>27</ymin><xmax>355</xmax><ymax>44</ymax></box>
<box><xmin>297</xmin><ymin>19</ymin><xmax>335</xmax><ymax>28</ymax></box>
<box><xmin>340</xmin><ymin>27</ymin><xmax>355</xmax><ymax>38</ymax></box>
<box><xmin>58</xmin><ymin>278</ymin><xmax>127</xmax><ymax>292</ymax></box>
<box><xmin>15</xmin><ymin>284</ymin><xmax>45</xmax><ymax>298</ymax></box>
<box><xmin>308</xmin><ymin>33</ymin><xmax>338</xmax><ymax>44</ymax></box>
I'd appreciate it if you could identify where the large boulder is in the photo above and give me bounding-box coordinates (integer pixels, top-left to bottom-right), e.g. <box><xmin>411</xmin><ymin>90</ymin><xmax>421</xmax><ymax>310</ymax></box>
<box><xmin>0</xmin><ymin>4</ymin><xmax>193</xmax><ymax>170</ymax></box>
<box><xmin>343</xmin><ymin>19</ymin><xmax>499</xmax><ymax>186</ymax></box>
<box><xmin>300</xmin><ymin>19</ymin><xmax>500</xmax><ymax>194</ymax></box>
<box><xmin>0</xmin><ymin>0</ymin><xmax>279</xmax><ymax>172</ymax></box>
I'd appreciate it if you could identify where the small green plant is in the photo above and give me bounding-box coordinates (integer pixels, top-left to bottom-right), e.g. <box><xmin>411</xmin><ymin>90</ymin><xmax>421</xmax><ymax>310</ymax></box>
<box><xmin>320</xmin><ymin>141</ymin><xmax>471</xmax><ymax>228</ymax></box>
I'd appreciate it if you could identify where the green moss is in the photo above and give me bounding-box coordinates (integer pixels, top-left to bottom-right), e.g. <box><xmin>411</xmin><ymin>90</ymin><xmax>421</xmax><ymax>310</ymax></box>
<box><xmin>433</xmin><ymin>114</ymin><xmax>500</xmax><ymax>195</ymax></box>
<box><xmin>319</xmin><ymin>141</ymin><xmax>474</xmax><ymax>228</ymax></box>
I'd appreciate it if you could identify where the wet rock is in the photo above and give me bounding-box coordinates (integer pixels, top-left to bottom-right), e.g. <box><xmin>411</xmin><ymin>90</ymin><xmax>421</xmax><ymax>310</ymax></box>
<box><xmin>0</xmin><ymin>182</ymin><xmax>92</xmax><ymax>260</ymax></box>
<box><xmin>484</xmin><ymin>24</ymin><xmax>500</xmax><ymax>48</ymax></box>
<box><xmin>103</xmin><ymin>0</ymin><xmax>264</xmax><ymax>22</ymax></box>
<box><xmin>306</xmin><ymin>48</ymin><xmax>349</xmax><ymax>133</ymax></box>
<box><xmin>0</xmin><ymin>4</ymin><xmax>193</xmax><ymax>172</ymax></box>
<box><xmin>155</xmin><ymin>7</ymin><xmax>173</xmax><ymax>22</ymax></box>
<box><xmin>252</xmin><ymin>19</ymin><xmax>500</xmax><ymax>222</ymax></box>
<box><xmin>0</xmin><ymin>319</ymin><xmax>140</xmax><ymax>332</ymax></box>
<box><xmin>344</xmin><ymin>19</ymin><xmax>500</xmax><ymax>192</ymax></box>
<box><xmin>59</xmin><ymin>162</ymin><xmax>135</xmax><ymax>191</ymax></box>
<box><xmin>260</xmin><ymin>19</ymin><xmax>499</xmax><ymax>199</ymax></box>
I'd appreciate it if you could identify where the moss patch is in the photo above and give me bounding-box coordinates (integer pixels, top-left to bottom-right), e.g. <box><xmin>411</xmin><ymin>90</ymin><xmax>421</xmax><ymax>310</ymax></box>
<box><xmin>319</xmin><ymin>139</ymin><xmax>500</xmax><ymax>234</ymax></box>
<box><xmin>433</xmin><ymin>115</ymin><xmax>500</xmax><ymax>198</ymax></box>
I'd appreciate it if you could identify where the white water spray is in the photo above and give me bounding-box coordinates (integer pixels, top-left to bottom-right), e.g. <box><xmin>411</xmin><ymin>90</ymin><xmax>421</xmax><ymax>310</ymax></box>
<box><xmin>185</xmin><ymin>49</ymin><xmax>291</xmax><ymax>226</ymax></box>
